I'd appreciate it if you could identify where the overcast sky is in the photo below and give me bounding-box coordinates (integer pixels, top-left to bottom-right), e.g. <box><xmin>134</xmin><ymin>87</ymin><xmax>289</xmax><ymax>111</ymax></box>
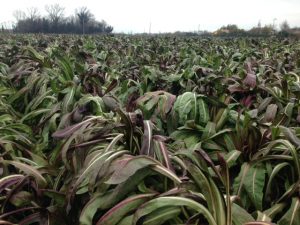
<box><xmin>0</xmin><ymin>0</ymin><xmax>299</xmax><ymax>33</ymax></box>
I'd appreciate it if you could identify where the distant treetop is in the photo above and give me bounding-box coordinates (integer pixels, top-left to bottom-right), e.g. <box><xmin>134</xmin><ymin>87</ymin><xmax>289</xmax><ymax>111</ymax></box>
<box><xmin>13</xmin><ymin>5</ymin><xmax>113</xmax><ymax>34</ymax></box>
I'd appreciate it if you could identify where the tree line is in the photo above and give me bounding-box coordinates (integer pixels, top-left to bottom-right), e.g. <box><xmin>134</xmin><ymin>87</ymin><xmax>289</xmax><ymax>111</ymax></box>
<box><xmin>13</xmin><ymin>4</ymin><xmax>113</xmax><ymax>34</ymax></box>
<box><xmin>4</xmin><ymin>6</ymin><xmax>299</xmax><ymax>38</ymax></box>
<box><xmin>161</xmin><ymin>21</ymin><xmax>300</xmax><ymax>39</ymax></box>
<box><xmin>197</xmin><ymin>21</ymin><xmax>300</xmax><ymax>38</ymax></box>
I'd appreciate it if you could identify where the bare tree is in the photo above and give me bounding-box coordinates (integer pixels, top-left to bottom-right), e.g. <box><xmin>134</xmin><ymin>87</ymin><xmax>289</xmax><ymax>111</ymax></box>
<box><xmin>280</xmin><ymin>20</ymin><xmax>290</xmax><ymax>31</ymax></box>
<box><xmin>76</xmin><ymin>7</ymin><xmax>93</xmax><ymax>34</ymax></box>
<box><xmin>27</xmin><ymin>7</ymin><xmax>40</xmax><ymax>21</ymax></box>
<box><xmin>13</xmin><ymin>10</ymin><xmax>26</xmax><ymax>22</ymax></box>
<box><xmin>12</xmin><ymin>5</ymin><xmax>113</xmax><ymax>34</ymax></box>
<box><xmin>257</xmin><ymin>20</ymin><xmax>261</xmax><ymax>28</ymax></box>
<box><xmin>45</xmin><ymin>4</ymin><xmax>64</xmax><ymax>25</ymax></box>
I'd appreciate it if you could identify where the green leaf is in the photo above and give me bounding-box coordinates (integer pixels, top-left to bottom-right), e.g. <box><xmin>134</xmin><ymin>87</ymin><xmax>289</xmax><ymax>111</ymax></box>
<box><xmin>96</xmin><ymin>193</ymin><xmax>155</xmax><ymax>225</ymax></box>
<box><xmin>9</xmin><ymin>191</ymin><xmax>32</xmax><ymax>207</ymax></box>
<box><xmin>258</xmin><ymin>97</ymin><xmax>273</xmax><ymax>113</ymax></box>
<box><xmin>116</xmin><ymin>215</ymin><xmax>134</xmax><ymax>225</ymax></box>
<box><xmin>215</xmin><ymin>108</ymin><xmax>229</xmax><ymax>131</ymax></box>
<box><xmin>55</xmin><ymin>53</ymin><xmax>74</xmax><ymax>81</ymax></box>
<box><xmin>105</xmin><ymin>156</ymin><xmax>156</xmax><ymax>184</ymax></box>
<box><xmin>170</xmin><ymin>129</ymin><xmax>201</xmax><ymax>148</ymax></box>
<box><xmin>278</xmin><ymin>198</ymin><xmax>300</xmax><ymax>225</ymax></box>
<box><xmin>243</xmin><ymin>164</ymin><xmax>266</xmax><ymax>210</ymax></box>
<box><xmin>202</xmin><ymin>122</ymin><xmax>216</xmax><ymax>140</ymax></box>
<box><xmin>42</xmin><ymin>189</ymin><xmax>65</xmax><ymax>206</ymax></box>
<box><xmin>280</xmin><ymin>126</ymin><xmax>300</xmax><ymax>148</ymax></box>
<box><xmin>265</xmin><ymin>162</ymin><xmax>290</xmax><ymax>198</ymax></box>
<box><xmin>263</xmin><ymin>203</ymin><xmax>286</xmax><ymax>220</ymax></box>
<box><xmin>80</xmin><ymin>168</ymin><xmax>152</xmax><ymax>225</ymax></box>
<box><xmin>143</xmin><ymin>206</ymin><xmax>181</xmax><ymax>225</ymax></box>
<box><xmin>3</xmin><ymin>160</ymin><xmax>47</xmax><ymax>188</ymax></box>
<box><xmin>133</xmin><ymin>196</ymin><xmax>217</xmax><ymax>225</ymax></box>
<box><xmin>136</xmin><ymin>91</ymin><xmax>176</xmax><ymax>120</ymax></box>
<box><xmin>223</xmin><ymin>150</ymin><xmax>241</xmax><ymax>168</ymax></box>
<box><xmin>198</xmin><ymin>97</ymin><xmax>210</xmax><ymax>124</ymax></box>
<box><xmin>62</xmin><ymin>85</ymin><xmax>76</xmax><ymax>113</ymax></box>
<box><xmin>218</xmin><ymin>154</ymin><xmax>231</xmax><ymax>225</ymax></box>
<box><xmin>151</xmin><ymin>164</ymin><xmax>182</xmax><ymax>184</ymax></box>
<box><xmin>232</xmin><ymin>203</ymin><xmax>255</xmax><ymax>225</ymax></box>
<box><xmin>74</xmin><ymin>150</ymin><xmax>127</xmax><ymax>191</ymax></box>
<box><xmin>284</xmin><ymin>102</ymin><xmax>294</xmax><ymax>119</ymax></box>
<box><xmin>275</xmin><ymin>131</ymin><xmax>300</xmax><ymax>178</ymax></box>
<box><xmin>186</xmin><ymin>161</ymin><xmax>221</xmax><ymax>223</ymax></box>
<box><xmin>77</xmin><ymin>95</ymin><xmax>105</xmax><ymax>115</ymax></box>
<box><xmin>244</xmin><ymin>222</ymin><xmax>275</xmax><ymax>225</ymax></box>
<box><xmin>20</xmin><ymin>109</ymin><xmax>52</xmax><ymax>123</ymax></box>
<box><xmin>256</xmin><ymin>211</ymin><xmax>272</xmax><ymax>223</ymax></box>
<box><xmin>174</xmin><ymin>92</ymin><xmax>209</xmax><ymax>125</ymax></box>
<box><xmin>102</xmin><ymin>95</ymin><xmax>120</xmax><ymax>111</ymax></box>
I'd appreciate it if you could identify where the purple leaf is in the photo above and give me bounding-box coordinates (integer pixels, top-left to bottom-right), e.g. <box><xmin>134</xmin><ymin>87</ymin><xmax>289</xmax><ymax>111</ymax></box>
<box><xmin>52</xmin><ymin>117</ymin><xmax>95</xmax><ymax>138</ymax></box>
<box><xmin>297</xmin><ymin>114</ymin><xmax>300</xmax><ymax>124</ymax></box>
<box><xmin>0</xmin><ymin>207</ymin><xmax>39</xmax><ymax>220</ymax></box>
<box><xmin>241</xmin><ymin>95</ymin><xmax>254</xmax><ymax>108</ymax></box>
<box><xmin>228</xmin><ymin>84</ymin><xmax>246</xmax><ymax>93</ymax></box>
<box><xmin>0</xmin><ymin>175</ymin><xmax>25</xmax><ymax>193</ymax></box>
<box><xmin>103</xmin><ymin>79</ymin><xmax>118</xmax><ymax>96</ymax></box>
<box><xmin>19</xmin><ymin>212</ymin><xmax>47</xmax><ymax>225</ymax></box>
<box><xmin>0</xmin><ymin>220</ymin><xmax>14</xmax><ymax>225</ymax></box>
<box><xmin>243</xmin><ymin>72</ymin><xmax>257</xmax><ymax>89</ymax></box>
<box><xmin>96</xmin><ymin>193</ymin><xmax>155</xmax><ymax>225</ymax></box>
<box><xmin>154</xmin><ymin>138</ymin><xmax>174</xmax><ymax>172</ymax></box>
<box><xmin>106</xmin><ymin>156</ymin><xmax>156</xmax><ymax>185</ymax></box>
<box><xmin>264</xmin><ymin>104</ymin><xmax>278</xmax><ymax>122</ymax></box>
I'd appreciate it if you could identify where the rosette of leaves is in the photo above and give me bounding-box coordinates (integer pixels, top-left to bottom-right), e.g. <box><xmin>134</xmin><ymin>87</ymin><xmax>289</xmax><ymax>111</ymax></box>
<box><xmin>135</xmin><ymin>91</ymin><xmax>176</xmax><ymax>132</ymax></box>
<box><xmin>173</xmin><ymin>92</ymin><xmax>210</xmax><ymax>126</ymax></box>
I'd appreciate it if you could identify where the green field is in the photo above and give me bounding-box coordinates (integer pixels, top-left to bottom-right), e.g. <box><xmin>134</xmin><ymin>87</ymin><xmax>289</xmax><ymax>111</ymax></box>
<box><xmin>0</xmin><ymin>34</ymin><xmax>300</xmax><ymax>224</ymax></box>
